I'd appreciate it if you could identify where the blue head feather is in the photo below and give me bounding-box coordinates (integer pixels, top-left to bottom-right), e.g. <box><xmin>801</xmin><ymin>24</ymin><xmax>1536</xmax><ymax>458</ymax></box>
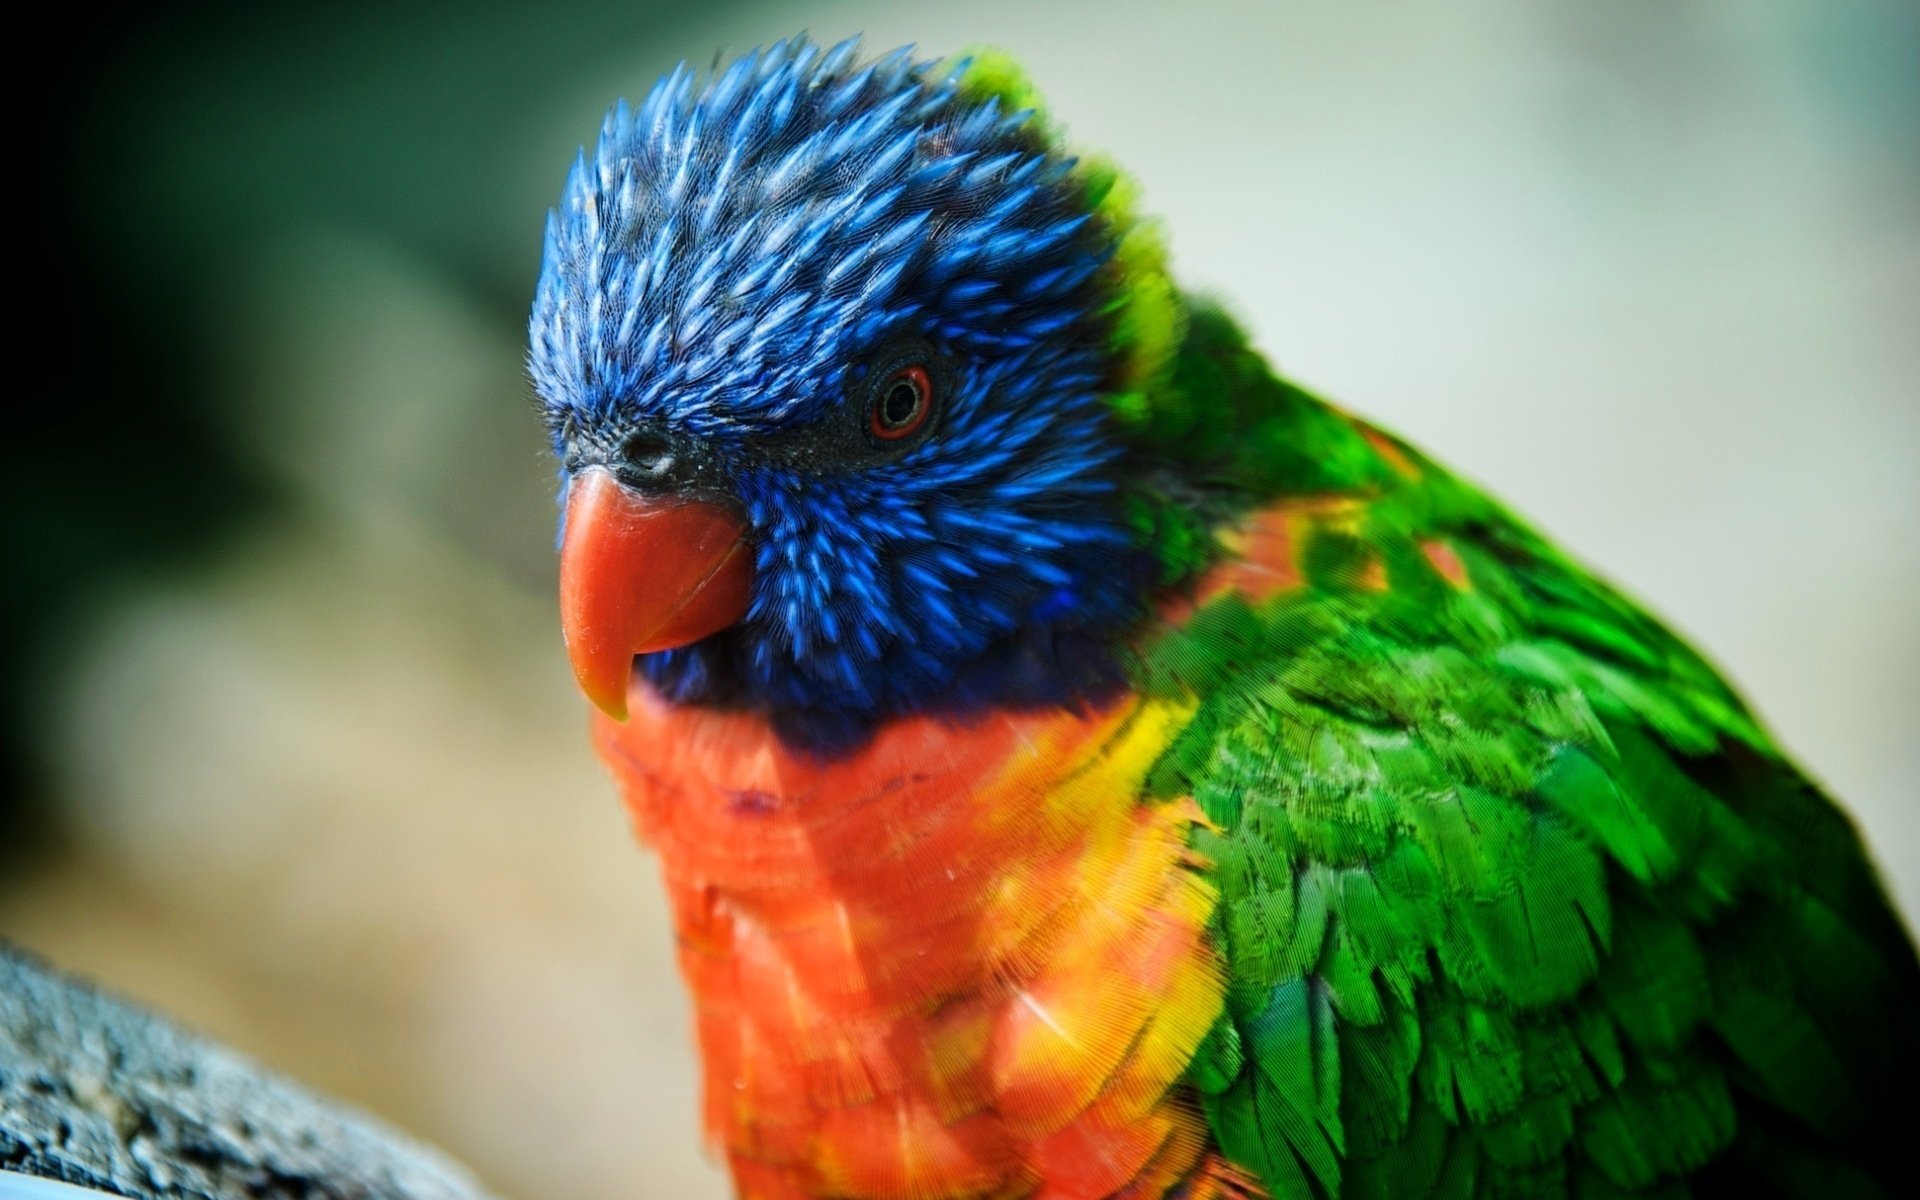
<box><xmin>529</xmin><ymin>36</ymin><xmax>1149</xmax><ymax>746</ymax></box>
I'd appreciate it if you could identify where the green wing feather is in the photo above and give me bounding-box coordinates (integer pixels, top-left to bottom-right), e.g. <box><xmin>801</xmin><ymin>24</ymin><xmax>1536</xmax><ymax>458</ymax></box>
<box><xmin>1132</xmin><ymin>300</ymin><xmax>1920</xmax><ymax>1199</ymax></box>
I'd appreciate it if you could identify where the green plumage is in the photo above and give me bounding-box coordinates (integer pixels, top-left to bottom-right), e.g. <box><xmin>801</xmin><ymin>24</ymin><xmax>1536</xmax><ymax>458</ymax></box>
<box><xmin>1130</xmin><ymin>298</ymin><xmax>1919</xmax><ymax>1199</ymax></box>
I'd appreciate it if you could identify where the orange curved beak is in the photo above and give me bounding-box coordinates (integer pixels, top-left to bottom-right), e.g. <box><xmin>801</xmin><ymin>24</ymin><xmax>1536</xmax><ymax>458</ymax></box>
<box><xmin>559</xmin><ymin>469</ymin><xmax>753</xmax><ymax>719</ymax></box>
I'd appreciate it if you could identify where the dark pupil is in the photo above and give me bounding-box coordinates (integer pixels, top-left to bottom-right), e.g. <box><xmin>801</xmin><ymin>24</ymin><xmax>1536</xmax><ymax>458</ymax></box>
<box><xmin>881</xmin><ymin>378</ymin><xmax>922</xmax><ymax>427</ymax></box>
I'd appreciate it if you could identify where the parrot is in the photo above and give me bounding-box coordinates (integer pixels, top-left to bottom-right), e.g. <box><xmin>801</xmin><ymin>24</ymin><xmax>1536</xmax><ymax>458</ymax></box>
<box><xmin>526</xmin><ymin>36</ymin><xmax>1919</xmax><ymax>1200</ymax></box>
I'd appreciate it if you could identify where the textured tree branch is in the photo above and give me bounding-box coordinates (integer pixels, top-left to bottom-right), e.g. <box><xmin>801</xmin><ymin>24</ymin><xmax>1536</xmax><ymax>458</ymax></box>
<box><xmin>0</xmin><ymin>943</ymin><xmax>500</xmax><ymax>1200</ymax></box>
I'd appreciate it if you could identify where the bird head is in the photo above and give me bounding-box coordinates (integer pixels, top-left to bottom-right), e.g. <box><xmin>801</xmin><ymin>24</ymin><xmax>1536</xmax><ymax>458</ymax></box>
<box><xmin>530</xmin><ymin>37</ymin><xmax>1196</xmax><ymax>747</ymax></box>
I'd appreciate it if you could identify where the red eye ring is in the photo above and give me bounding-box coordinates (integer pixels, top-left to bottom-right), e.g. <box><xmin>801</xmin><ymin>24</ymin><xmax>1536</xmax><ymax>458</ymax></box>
<box><xmin>869</xmin><ymin>364</ymin><xmax>933</xmax><ymax>441</ymax></box>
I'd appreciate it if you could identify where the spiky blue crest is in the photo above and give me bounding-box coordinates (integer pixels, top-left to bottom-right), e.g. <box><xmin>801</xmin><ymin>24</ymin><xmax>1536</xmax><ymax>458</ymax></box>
<box><xmin>529</xmin><ymin>36</ymin><xmax>1149</xmax><ymax>743</ymax></box>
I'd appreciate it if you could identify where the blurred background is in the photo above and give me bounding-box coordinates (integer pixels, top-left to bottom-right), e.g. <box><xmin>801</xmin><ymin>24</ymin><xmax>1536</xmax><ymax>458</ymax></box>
<box><xmin>4</xmin><ymin>1</ymin><xmax>1916</xmax><ymax>1197</ymax></box>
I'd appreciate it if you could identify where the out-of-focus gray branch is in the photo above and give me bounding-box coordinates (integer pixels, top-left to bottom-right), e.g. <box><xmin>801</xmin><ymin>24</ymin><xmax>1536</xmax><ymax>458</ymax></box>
<box><xmin>0</xmin><ymin>944</ymin><xmax>499</xmax><ymax>1200</ymax></box>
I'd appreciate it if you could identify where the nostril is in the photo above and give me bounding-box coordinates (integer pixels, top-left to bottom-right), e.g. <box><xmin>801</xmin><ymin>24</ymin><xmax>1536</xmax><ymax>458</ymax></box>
<box><xmin>621</xmin><ymin>432</ymin><xmax>678</xmax><ymax>479</ymax></box>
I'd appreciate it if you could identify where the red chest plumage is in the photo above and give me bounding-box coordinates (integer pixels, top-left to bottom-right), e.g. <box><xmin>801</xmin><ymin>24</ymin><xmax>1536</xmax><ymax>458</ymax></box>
<box><xmin>593</xmin><ymin>688</ymin><xmax>1249</xmax><ymax>1199</ymax></box>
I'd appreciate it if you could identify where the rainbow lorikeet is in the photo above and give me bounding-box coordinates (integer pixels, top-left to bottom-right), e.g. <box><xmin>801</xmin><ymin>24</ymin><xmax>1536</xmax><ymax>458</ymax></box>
<box><xmin>527</xmin><ymin>37</ymin><xmax>1918</xmax><ymax>1200</ymax></box>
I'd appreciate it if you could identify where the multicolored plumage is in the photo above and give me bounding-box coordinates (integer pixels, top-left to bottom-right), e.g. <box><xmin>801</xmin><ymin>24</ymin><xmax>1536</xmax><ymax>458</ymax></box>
<box><xmin>528</xmin><ymin>37</ymin><xmax>1919</xmax><ymax>1200</ymax></box>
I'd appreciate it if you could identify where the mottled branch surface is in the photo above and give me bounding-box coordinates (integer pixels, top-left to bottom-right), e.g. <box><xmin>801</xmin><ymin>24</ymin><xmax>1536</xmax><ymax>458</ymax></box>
<box><xmin>0</xmin><ymin>943</ymin><xmax>499</xmax><ymax>1200</ymax></box>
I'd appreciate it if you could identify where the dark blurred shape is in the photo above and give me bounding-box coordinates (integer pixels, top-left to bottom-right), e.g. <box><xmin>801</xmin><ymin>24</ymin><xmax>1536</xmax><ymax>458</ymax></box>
<box><xmin>6</xmin><ymin>3</ymin><xmax>278</xmax><ymax>863</ymax></box>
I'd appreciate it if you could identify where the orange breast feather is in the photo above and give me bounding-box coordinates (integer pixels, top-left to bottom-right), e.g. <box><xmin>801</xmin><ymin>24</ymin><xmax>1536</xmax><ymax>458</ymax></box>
<box><xmin>594</xmin><ymin>689</ymin><xmax>1238</xmax><ymax>1199</ymax></box>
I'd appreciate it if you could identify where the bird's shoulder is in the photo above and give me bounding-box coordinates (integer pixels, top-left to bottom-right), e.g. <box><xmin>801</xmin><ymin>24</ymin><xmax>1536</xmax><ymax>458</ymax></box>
<box><xmin>1127</xmin><ymin>434</ymin><xmax>1918</xmax><ymax>1199</ymax></box>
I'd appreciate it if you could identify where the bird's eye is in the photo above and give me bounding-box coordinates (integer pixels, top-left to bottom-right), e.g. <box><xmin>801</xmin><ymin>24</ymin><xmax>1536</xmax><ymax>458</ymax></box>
<box><xmin>868</xmin><ymin>365</ymin><xmax>933</xmax><ymax>442</ymax></box>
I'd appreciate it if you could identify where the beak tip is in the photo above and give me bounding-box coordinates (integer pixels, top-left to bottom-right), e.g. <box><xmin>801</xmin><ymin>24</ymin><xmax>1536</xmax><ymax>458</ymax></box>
<box><xmin>591</xmin><ymin>679</ymin><xmax>631</xmax><ymax>721</ymax></box>
<box><xmin>594</xmin><ymin>695</ymin><xmax>631</xmax><ymax>722</ymax></box>
<box><xmin>568</xmin><ymin>648</ymin><xmax>634</xmax><ymax>722</ymax></box>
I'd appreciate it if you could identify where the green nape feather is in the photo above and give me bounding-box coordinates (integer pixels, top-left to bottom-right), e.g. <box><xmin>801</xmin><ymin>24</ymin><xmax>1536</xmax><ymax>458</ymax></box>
<box><xmin>963</xmin><ymin>45</ymin><xmax>1919</xmax><ymax>1200</ymax></box>
<box><xmin>1132</xmin><ymin>302</ymin><xmax>1919</xmax><ymax>1199</ymax></box>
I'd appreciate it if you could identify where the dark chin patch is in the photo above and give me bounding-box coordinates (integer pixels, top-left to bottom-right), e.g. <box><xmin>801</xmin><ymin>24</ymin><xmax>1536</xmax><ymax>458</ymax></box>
<box><xmin>636</xmin><ymin>598</ymin><xmax>1144</xmax><ymax>758</ymax></box>
<box><xmin>844</xmin><ymin>625</ymin><xmax>1135</xmax><ymax>752</ymax></box>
